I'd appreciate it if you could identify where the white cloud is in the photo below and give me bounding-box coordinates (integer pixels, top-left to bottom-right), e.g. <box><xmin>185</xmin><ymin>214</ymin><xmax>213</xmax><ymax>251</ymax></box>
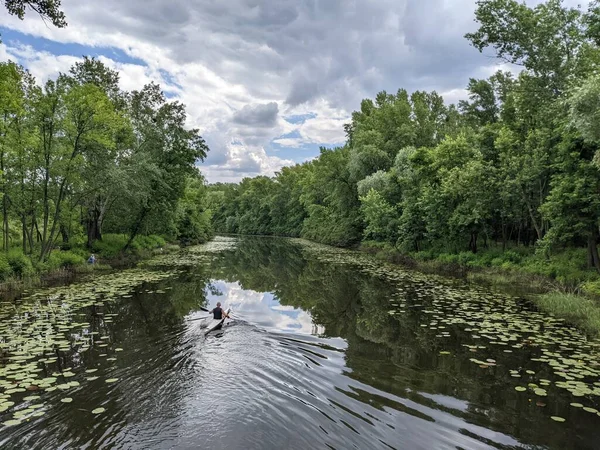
<box><xmin>0</xmin><ymin>0</ymin><xmax>542</xmax><ymax>181</ymax></box>
<box><xmin>5</xmin><ymin>44</ymin><xmax>79</xmax><ymax>83</ymax></box>
<box><xmin>202</xmin><ymin>142</ymin><xmax>294</xmax><ymax>183</ymax></box>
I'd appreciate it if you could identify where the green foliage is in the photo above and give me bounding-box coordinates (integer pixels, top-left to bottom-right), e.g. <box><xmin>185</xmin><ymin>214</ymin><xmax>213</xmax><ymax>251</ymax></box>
<box><xmin>0</xmin><ymin>253</ymin><xmax>11</xmax><ymax>280</ymax></box>
<box><xmin>47</xmin><ymin>251</ymin><xmax>85</xmax><ymax>270</ymax></box>
<box><xmin>91</xmin><ymin>234</ymin><xmax>128</xmax><ymax>258</ymax></box>
<box><xmin>6</xmin><ymin>249</ymin><xmax>34</xmax><ymax>277</ymax></box>
<box><xmin>537</xmin><ymin>292</ymin><xmax>600</xmax><ymax>336</ymax></box>
<box><xmin>203</xmin><ymin>0</ymin><xmax>600</xmax><ymax>290</ymax></box>
<box><xmin>0</xmin><ymin>57</ymin><xmax>212</xmax><ymax>266</ymax></box>
<box><xmin>3</xmin><ymin>0</ymin><xmax>67</xmax><ymax>27</ymax></box>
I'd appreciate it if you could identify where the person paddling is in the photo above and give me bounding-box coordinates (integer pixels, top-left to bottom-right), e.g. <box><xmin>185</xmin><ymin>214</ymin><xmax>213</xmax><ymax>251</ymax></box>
<box><xmin>210</xmin><ymin>302</ymin><xmax>230</xmax><ymax>320</ymax></box>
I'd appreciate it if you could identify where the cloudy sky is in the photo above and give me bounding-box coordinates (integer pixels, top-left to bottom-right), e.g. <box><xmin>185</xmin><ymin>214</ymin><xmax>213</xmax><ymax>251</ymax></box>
<box><xmin>0</xmin><ymin>0</ymin><xmax>586</xmax><ymax>182</ymax></box>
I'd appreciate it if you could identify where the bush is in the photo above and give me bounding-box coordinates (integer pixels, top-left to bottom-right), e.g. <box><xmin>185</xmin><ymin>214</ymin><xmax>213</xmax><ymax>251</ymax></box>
<box><xmin>132</xmin><ymin>234</ymin><xmax>166</xmax><ymax>251</ymax></box>
<box><xmin>436</xmin><ymin>253</ymin><xmax>459</xmax><ymax>264</ymax></box>
<box><xmin>91</xmin><ymin>234</ymin><xmax>128</xmax><ymax>258</ymax></box>
<box><xmin>582</xmin><ymin>280</ymin><xmax>600</xmax><ymax>297</ymax></box>
<box><xmin>7</xmin><ymin>250</ymin><xmax>34</xmax><ymax>277</ymax></box>
<box><xmin>47</xmin><ymin>251</ymin><xmax>85</xmax><ymax>270</ymax></box>
<box><xmin>0</xmin><ymin>253</ymin><xmax>12</xmax><ymax>280</ymax></box>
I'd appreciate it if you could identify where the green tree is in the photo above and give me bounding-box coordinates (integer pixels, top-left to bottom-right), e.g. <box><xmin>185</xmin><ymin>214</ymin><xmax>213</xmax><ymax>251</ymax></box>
<box><xmin>3</xmin><ymin>0</ymin><xmax>67</xmax><ymax>27</ymax></box>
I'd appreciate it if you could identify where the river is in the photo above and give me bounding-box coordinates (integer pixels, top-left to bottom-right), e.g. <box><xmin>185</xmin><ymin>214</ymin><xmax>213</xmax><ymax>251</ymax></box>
<box><xmin>0</xmin><ymin>236</ymin><xmax>599</xmax><ymax>449</ymax></box>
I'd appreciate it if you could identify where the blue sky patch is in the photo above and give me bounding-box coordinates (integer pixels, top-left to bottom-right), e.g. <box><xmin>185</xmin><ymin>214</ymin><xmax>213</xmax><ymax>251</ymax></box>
<box><xmin>268</xmin><ymin>141</ymin><xmax>335</xmax><ymax>163</ymax></box>
<box><xmin>0</xmin><ymin>27</ymin><xmax>147</xmax><ymax>66</ymax></box>
<box><xmin>283</xmin><ymin>113</ymin><xmax>317</xmax><ymax>125</ymax></box>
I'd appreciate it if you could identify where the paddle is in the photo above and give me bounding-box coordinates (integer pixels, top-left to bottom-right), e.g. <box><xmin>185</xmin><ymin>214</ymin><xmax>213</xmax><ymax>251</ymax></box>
<box><xmin>186</xmin><ymin>315</ymin><xmax>211</xmax><ymax>323</ymax></box>
<box><xmin>184</xmin><ymin>306</ymin><xmax>211</xmax><ymax>322</ymax></box>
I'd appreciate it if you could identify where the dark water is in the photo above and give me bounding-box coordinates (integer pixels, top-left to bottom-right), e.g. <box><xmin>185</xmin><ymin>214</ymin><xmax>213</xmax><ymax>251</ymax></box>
<box><xmin>1</xmin><ymin>236</ymin><xmax>600</xmax><ymax>449</ymax></box>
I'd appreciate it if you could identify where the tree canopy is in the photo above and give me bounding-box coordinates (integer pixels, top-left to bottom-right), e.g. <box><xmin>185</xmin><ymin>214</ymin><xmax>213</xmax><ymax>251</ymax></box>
<box><xmin>0</xmin><ymin>57</ymin><xmax>212</xmax><ymax>265</ymax></box>
<box><xmin>208</xmin><ymin>0</ymin><xmax>600</xmax><ymax>276</ymax></box>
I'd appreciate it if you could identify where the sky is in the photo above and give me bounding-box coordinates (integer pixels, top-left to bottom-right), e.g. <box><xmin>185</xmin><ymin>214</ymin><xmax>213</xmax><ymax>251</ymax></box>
<box><xmin>0</xmin><ymin>0</ymin><xmax>588</xmax><ymax>182</ymax></box>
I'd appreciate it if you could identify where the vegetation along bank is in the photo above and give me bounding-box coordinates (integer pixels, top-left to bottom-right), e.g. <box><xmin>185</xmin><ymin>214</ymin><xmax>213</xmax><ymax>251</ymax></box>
<box><xmin>207</xmin><ymin>0</ymin><xmax>600</xmax><ymax>336</ymax></box>
<box><xmin>0</xmin><ymin>58</ymin><xmax>213</xmax><ymax>289</ymax></box>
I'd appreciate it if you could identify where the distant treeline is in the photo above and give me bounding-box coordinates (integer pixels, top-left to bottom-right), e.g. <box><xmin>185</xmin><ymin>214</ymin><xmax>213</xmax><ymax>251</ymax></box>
<box><xmin>209</xmin><ymin>0</ymin><xmax>600</xmax><ymax>275</ymax></box>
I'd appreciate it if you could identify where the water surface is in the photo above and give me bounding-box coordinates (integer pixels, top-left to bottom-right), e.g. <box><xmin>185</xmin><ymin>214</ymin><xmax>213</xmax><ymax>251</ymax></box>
<box><xmin>1</xmin><ymin>236</ymin><xmax>599</xmax><ymax>449</ymax></box>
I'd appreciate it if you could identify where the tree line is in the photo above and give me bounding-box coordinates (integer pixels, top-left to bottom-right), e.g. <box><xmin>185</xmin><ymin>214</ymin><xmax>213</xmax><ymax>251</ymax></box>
<box><xmin>209</xmin><ymin>0</ymin><xmax>600</xmax><ymax>273</ymax></box>
<box><xmin>0</xmin><ymin>57</ymin><xmax>212</xmax><ymax>265</ymax></box>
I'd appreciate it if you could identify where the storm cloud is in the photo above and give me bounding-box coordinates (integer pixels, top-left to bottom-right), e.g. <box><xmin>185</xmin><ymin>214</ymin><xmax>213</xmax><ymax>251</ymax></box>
<box><xmin>1</xmin><ymin>0</ymin><xmax>565</xmax><ymax>181</ymax></box>
<box><xmin>232</xmin><ymin>102</ymin><xmax>279</xmax><ymax>127</ymax></box>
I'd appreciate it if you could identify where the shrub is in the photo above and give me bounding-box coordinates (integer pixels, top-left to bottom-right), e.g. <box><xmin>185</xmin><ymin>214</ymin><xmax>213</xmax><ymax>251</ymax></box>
<box><xmin>0</xmin><ymin>253</ymin><xmax>12</xmax><ymax>280</ymax></box>
<box><xmin>582</xmin><ymin>280</ymin><xmax>600</xmax><ymax>297</ymax></box>
<box><xmin>47</xmin><ymin>251</ymin><xmax>85</xmax><ymax>270</ymax></box>
<box><xmin>7</xmin><ymin>250</ymin><xmax>34</xmax><ymax>277</ymax></box>
<box><xmin>92</xmin><ymin>234</ymin><xmax>128</xmax><ymax>258</ymax></box>
<box><xmin>132</xmin><ymin>234</ymin><xmax>166</xmax><ymax>250</ymax></box>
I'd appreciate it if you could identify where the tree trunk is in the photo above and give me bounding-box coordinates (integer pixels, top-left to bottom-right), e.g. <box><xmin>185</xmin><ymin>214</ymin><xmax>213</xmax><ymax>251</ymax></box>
<box><xmin>520</xmin><ymin>185</ymin><xmax>543</xmax><ymax>241</ymax></box>
<box><xmin>123</xmin><ymin>206</ymin><xmax>149</xmax><ymax>251</ymax></box>
<box><xmin>60</xmin><ymin>223</ymin><xmax>69</xmax><ymax>244</ymax></box>
<box><xmin>86</xmin><ymin>200</ymin><xmax>103</xmax><ymax>248</ymax></box>
<box><xmin>22</xmin><ymin>216</ymin><xmax>28</xmax><ymax>254</ymax></box>
<box><xmin>469</xmin><ymin>231</ymin><xmax>478</xmax><ymax>253</ymax></box>
<box><xmin>588</xmin><ymin>226</ymin><xmax>600</xmax><ymax>274</ymax></box>
<box><xmin>2</xmin><ymin>195</ymin><xmax>8</xmax><ymax>251</ymax></box>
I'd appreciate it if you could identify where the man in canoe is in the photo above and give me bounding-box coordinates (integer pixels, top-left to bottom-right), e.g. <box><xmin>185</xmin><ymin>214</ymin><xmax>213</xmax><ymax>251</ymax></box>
<box><xmin>210</xmin><ymin>302</ymin><xmax>230</xmax><ymax>320</ymax></box>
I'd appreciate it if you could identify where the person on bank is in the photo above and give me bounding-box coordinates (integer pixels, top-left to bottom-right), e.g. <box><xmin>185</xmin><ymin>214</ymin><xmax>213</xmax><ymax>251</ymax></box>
<box><xmin>210</xmin><ymin>302</ymin><xmax>229</xmax><ymax>320</ymax></box>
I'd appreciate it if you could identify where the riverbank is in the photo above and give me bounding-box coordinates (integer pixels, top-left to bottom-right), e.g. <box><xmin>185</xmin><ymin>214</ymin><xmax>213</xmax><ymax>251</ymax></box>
<box><xmin>0</xmin><ymin>234</ymin><xmax>180</xmax><ymax>293</ymax></box>
<box><xmin>358</xmin><ymin>241</ymin><xmax>600</xmax><ymax>336</ymax></box>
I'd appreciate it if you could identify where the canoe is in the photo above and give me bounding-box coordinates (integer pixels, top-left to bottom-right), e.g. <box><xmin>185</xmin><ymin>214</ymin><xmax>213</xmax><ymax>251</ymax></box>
<box><xmin>205</xmin><ymin>307</ymin><xmax>231</xmax><ymax>335</ymax></box>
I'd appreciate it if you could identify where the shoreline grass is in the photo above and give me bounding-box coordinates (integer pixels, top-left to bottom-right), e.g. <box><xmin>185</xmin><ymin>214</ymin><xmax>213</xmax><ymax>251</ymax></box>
<box><xmin>536</xmin><ymin>293</ymin><xmax>600</xmax><ymax>336</ymax></box>
<box><xmin>358</xmin><ymin>241</ymin><xmax>600</xmax><ymax>336</ymax></box>
<box><xmin>0</xmin><ymin>235</ymin><xmax>181</xmax><ymax>294</ymax></box>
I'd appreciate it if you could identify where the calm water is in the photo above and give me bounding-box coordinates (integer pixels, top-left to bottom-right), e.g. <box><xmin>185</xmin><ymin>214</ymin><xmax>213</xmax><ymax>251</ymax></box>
<box><xmin>1</xmin><ymin>236</ymin><xmax>600</xmax><ymax>449</ymax></box>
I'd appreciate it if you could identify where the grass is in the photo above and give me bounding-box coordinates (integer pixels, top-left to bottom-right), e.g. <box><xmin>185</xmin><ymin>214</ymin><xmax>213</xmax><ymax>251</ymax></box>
<box><xmin>359</xmin><ymin>240</ymin><xmax>600</xmax><ymax>336</ymax></box>
<box><xmin>537</xmin><ymin>293</ymin><xmax>600</xmax><ymax>336</ymax></box>
<box><xmin>0</xmin><ymin>233</ymin><xmax>178</xmax><ymax>292</ymax></box>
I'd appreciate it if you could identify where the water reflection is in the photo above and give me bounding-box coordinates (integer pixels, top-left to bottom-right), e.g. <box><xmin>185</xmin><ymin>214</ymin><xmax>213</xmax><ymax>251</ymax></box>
<box><xmin>0</xmin><ymin>236</ymin><xmax>599</xmax><ymax>449</ymax></box>
<box><xmin>205</xmin><ymin>280</ymin><xmax>325</xmax><ymax>335</ymax></box>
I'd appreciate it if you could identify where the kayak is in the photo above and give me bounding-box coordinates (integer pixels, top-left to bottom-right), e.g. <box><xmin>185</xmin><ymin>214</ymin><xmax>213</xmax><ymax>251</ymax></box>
<box><xmin>205</xmin><ymin>307</ymin><xmax>231</xmax><ymax>335</ymax></box>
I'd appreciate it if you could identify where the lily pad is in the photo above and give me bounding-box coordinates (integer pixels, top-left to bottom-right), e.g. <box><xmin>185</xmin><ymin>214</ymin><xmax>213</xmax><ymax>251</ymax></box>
<box><xmin>2</xmin><ymin>419</ymin><xmax>21</xmax><ymax>427</ymax></box>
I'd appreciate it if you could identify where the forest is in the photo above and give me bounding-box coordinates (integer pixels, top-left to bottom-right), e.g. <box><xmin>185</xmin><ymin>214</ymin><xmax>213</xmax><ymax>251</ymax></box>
<box><xmin>209</xmin><ymin>0</ymin><xmax>600</xmax><ymax>292</ymax></box>
<box><xmin>0</xmin><ymin>57</ymin><xmax>213</xmax><ymax>280</ymax></box>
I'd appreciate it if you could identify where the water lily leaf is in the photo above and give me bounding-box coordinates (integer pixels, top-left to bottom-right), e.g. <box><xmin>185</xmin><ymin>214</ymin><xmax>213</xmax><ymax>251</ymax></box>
<box><xmin>515</xmin><ymin>386</ymin><xmax>526</xmax><ymax>392</ymax></box>
<box><xmin>92</xmin><ymin>407</ymin><xmax>105</xmax><ymax>414</ymax></box>
<box><xmin>2</xmin><ymin>419</ymin><xmax>21</xmax><ymax>427</ymax></box>
<box><xmin>105</xmin><ymin>378</ymin><xmax>119</xmax><ymax>383</ymax></box>
<box><xmin>60</xmin><ymin>397</ymin><xmax>73</xmax><ymax>403</ymax></box>
<box><xmin>551</xmin><ymin>416</ymin><xmax>565</xmax><ymax>422</ymax></box>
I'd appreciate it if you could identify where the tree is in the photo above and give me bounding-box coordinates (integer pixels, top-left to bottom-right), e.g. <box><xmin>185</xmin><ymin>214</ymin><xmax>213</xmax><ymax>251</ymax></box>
<box><xmin>118</xmin><ymin>83</ymin><xmax>208</xmax><ymax>250</ymax></box>
<box><xmin>3</xmin><ymin>0</ymin><xmax>67</xmax><ymax>27</ymax></box>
